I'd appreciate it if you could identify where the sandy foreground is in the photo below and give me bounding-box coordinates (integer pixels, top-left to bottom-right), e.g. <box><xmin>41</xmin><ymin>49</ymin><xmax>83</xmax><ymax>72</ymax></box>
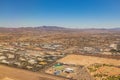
<box><xmin>58</xmin><ymin>54</ymin><xmax>120</xmax><ymax>66</ymax></box>
<box><xmin>1</xmin><ymin>54</ymin><xmax>120</xmax><ymax>80</ymax></box>
<box><xmin>0</xmin><ymin>65</ymin><xmax>67</xmax><ymax>80</ymax></box>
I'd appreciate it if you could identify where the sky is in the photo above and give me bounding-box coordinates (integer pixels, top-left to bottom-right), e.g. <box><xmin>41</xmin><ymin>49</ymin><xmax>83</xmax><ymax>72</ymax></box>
<box><xmin>0</xmin><ymin>0</ymin><xmax>120</xmax><ymax>28</ymax></box>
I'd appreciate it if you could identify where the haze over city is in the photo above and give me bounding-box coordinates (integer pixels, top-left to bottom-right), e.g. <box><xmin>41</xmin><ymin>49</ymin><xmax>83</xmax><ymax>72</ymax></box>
<box><xmin>0</xmin><ymin>0</ymin><xmax>120</xmax><ymax>28</ymax></box>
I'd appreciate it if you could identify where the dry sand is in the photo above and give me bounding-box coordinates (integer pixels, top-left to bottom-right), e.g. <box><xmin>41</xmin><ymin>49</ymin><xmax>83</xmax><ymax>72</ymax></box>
<box><xmin>96</xmin><ymin>66</ymin><xmax>120</xmax><ymax>76</ymax></box>
<box><xmin>58</xmin><ymin>54</ymin><xmax>120</xmax><ymax>66</ymax></box>
<box><xmin>0</xmin><ymin>65</ymin><xmax>67</xmax><ymax>80</ymax></box>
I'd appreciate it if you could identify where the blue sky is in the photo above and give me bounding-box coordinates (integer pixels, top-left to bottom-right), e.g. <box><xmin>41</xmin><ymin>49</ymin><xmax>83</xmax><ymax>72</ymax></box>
<box><xmin>0</xmin><ymin>0</ymin><xmax>120</xmax><ymax>28</ymax></box>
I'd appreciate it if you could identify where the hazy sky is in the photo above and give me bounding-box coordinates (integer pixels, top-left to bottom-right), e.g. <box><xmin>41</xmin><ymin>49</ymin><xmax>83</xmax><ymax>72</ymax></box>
<box><xmin>0</xmin><ymin>0</ymin><xmax>120</xmax><ymax>28</ymax></box>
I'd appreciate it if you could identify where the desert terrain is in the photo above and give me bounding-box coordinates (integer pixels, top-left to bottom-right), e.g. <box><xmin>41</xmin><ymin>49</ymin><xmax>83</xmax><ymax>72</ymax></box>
<box><xmin>57</xmin><ymin>54</ymin><xmax>120</xmax><ymax>66</ymax></box>
<box><xmin>0</xmin><ymin>27</ymin><xmax>120</xmax><ymax>80</ymax></box>
<box><xmin>58</xmin><ymin>54</ymin><xmax>120</xmax><ymax>80</ymax></box>
<box><xmin>0</xmin><ymin>65</ymin><xmax>67</xmax><ymax>80</ymax></box>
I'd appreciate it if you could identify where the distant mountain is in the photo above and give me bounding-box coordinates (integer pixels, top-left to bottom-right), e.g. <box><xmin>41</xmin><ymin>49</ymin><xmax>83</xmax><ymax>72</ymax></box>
<box><xmin>0</xmin><ymin>26</ymin><xmax>120</xmax><ymax>33</ymax></box>
<box><xmin>109</xmin><ymin>28</ymin><xmax>120</xmax><ymax>30</ymax></box>
<box><xmin>34</xmin><ymin>26</ymin><xmax>67</xmax><ymax>30</ymax></box>
<box><xmin>0</xmin><ymin>26</ymin><xmax>69</xmax><ymax>33</ymax></box>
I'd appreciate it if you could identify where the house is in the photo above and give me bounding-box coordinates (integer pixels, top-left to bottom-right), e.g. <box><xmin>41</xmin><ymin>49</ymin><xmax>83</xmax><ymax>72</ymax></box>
<box><xmin>0</xmin><ymin>44</ymin><xmax>3</xmax><ymax>47</ymax></box>
<box><xmin>110</xmin><ymin>43</ymin><xmax>118</xmax><ymax>50</ymax></box>
<box><xmin>64</xmin><ymin>68</ymin><xmax>74</xmax><ymax>73</ymax></box>
<box><xmin>110</xmin><ymin>43</ymin><xmax>120</xmax><ymax>50</ymax></box>
<box><xmin>0</xmin><ymin>53</ymin><xmax>3</xmax><ymax>55</ymax></box>
<box><xmin>0</xmin><ymin>56</ymin><xmax>7</xmax><ymax>60</ymax></box>
<box><xmin>1</xmin><ymin>60</ymin><xmax>9</xmax><ymax>64</ymax></box>
<box><xmin>26</xmin><ymin>66</ymin><xmax>33</xmax><ymax>69</ymax></box>
<box><xmin>83</xmin><ymin>47</ymin><xmax>100</xmax><ymax>53</ymax></box>
<box><xmin>19</xmin><ymin>57</ymin><xmax>26</xmax><ymax>61</ymax></box>
<box><xmin>39</xmin><ymin>61</ymin><xmax>47</xmax><ymax>65</ymax></box>
<box><xmin>28</xmin><ymin>59</ymin><xmax>37</xmax><ymax>65</ymax></box>
<box><xmin>6</xmin><ymin>54</ymin><xmax>15</xmax><ymax>59</ymax></box>
<box><xmin>37</xmin><ymin>57</ymin><xmax>45</xmax><ymax>61</ymax></box>
<box><xmin>54</xmin><ymin>70</ymin><xmax>61</xmax><ymax>75</ymax></box>
<box><xmin>36</xmin><ymin>64</ymin><xmax>42</xmax><ymax>68</ymax></box>
<box><xmin>13</xmin><ymin>62</ymin><xmax>21</xmax><ymax>67</ymax></box>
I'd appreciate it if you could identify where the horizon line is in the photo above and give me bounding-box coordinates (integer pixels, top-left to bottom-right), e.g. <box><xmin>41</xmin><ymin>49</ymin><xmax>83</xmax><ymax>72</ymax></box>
<box><xmin>0</xmin><ymin>26</ymin><xmax>120</xmax><ymax>29</ymax></box>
